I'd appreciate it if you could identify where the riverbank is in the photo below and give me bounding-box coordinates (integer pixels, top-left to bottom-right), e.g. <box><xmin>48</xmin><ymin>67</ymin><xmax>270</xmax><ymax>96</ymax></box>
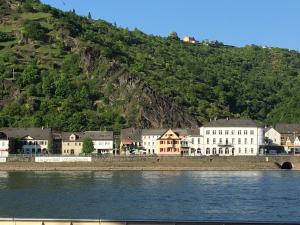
<box><xmin>0</xmin><ymin>156</ymin><xmax>299</xmax><ymax>171</ymax></box>
<box><xmin>0</xmin><ymin>161</ymin><xmax>282</xmax><ymax>171</ymax></box>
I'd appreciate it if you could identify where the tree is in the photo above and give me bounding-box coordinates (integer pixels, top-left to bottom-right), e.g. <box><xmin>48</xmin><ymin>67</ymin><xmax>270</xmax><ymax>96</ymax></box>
<box><xmin>48</xmin><ymin>137</ymin><xmax>54</xmax><ymax>154</ymax></box>
<box><xmin>82</xmin><ymin>137</ymin><xmax>94</xmax><ymax>154</ymax></box>
<box><xmin>88</xmin><ymin>12</ymin><xmax>92</xmax><ymax>19</ymax></box>
<box><xmin>168</xmin><ymin>32</ymin><xmax>180</xmax><ymax>41</ymax></box>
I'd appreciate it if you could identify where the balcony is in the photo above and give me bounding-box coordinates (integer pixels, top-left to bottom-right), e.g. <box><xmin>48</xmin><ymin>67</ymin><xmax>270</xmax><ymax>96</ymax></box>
<box><xmin>217</xmin><ymin>143</ymin><xmax>233</xmax><ymax>147</ymax></box>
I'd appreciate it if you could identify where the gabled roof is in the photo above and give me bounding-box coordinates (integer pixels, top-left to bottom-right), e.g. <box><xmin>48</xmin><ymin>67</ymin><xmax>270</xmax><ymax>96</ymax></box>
<box><xmin>61</xmin><ymin>132</ymin><xmax>84</xmax><ymax>142</ymax></box>
<box><xmin>120</xmin><ymin>128</ymin><xmax>142</xmax><ymax>142</ymax></box>
<box><xmin>203</xmin><ymin>119</ymin><xmax>262</xmax><ymax>128</ymax></box>
<box><xmin>275</xmin><ymin>123</ymin><xmax>300</xmax><ymax>134</ymax></box>
<box><xmin>62</xmin><ymin>131</ymin><xmax>113</xmax><ymax>142</ymax></box>
<box><xmin>0</xmin><ymin>128</ymin><xmax>51</xmax><ymax>140</ymax></box>
<box><xmin>84</xmin><ymin>131</ymin><xmax>113</xmax><ymax>140</ymax></box>
<box><xmin>141</xmin><ymin>129</ymin><xmax>165</xmax><ymax>136</ymax></box>
<box><xmin>157</xmin><ymin>129</ymin><xmax>181</xmax><ymax>140</ymax></box>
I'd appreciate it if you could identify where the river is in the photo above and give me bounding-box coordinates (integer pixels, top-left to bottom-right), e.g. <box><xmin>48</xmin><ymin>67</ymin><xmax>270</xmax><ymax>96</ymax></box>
<box><xmin>0</xmin><ymin>171</ymin><xmax>299</xmax><ymax>222</ymax></box>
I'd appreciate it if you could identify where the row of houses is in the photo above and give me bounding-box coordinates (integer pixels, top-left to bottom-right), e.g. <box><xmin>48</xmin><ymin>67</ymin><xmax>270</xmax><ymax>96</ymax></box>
<box><xmin>0</xmin><ymin>128</ymin><xmax>114</xmax><ymax>156</ymax></box>
<box><xmin>1</xmin><ymin>118</ymin><xmax>300</xmax><ymax>157</ymax></box>
<box><xmin>121</xmin><ymin>119</ymin><xmax>265</xmax><ymax>156</ymax></box>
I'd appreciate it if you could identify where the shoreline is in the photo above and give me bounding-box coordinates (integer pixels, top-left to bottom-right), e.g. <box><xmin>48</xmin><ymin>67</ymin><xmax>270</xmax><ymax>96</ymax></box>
<box><xmin>0</xmin><ymin>162</ymin><xmax>286</xmax><ymax>172</ymax></box>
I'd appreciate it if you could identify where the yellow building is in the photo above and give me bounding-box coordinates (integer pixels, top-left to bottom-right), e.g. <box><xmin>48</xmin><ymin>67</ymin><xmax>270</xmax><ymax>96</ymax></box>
<box><xmin>156</xmin><ymin>129</ymin><xmax>188</xmax><ymax>156</ymax></box>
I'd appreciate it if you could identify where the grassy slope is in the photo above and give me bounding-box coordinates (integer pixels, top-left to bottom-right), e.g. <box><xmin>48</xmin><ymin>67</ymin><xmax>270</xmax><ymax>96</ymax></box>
<box><xmin>1</xmin><ymin>0</ymin><xmax>300</xmax><ymax>132</ymax></box>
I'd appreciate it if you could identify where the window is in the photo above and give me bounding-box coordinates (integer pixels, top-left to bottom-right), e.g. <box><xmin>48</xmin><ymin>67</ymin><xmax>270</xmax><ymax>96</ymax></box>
<box><xmin>251</xmin><ymin>138</ymin><xmax>254</xmax><ymax>144</ymax></box>
<box><xmin>225</xmin><ymin>130</ymin><xmax>229</xmax><ymax>135</ymax></box>
<box><xmin>231</xmin><ymin>130</ymin><xmax>235</xmax><ymax>135</ymax></box>
<box><xmin>206</xmin><ymin>130</ymin><xmax>210</xmax><ymax>135</ymax></box>
<box><xmin>238</xmin><ymin>130</ymin><xmax>241</xmax><ymax>135</ymax></box>
<box><xmin>213</xmin><ymin>138</ymin><xmax>216</xmax><ymax>144</ymax></box>
<box><xmin>219</xmin><ymin>148</ymin><xmax>223</xmax><ymax>154</ymax></box>
<box><xmin>75</xmin><ymin>143</ymin><xmax>77</xmax><ymax>146</ymax></box>
<box><xmin>160</xmin><ymin>148</ymin><xmax>163</xmax><ymax>152</ymax></box>
<box><xmin>198</xmin><ymin>138</ymin><xmax>200</xmax><ymax>144</ymax></box>
<box><xmin>160</xmin><ymin>141</ymin><xmax>164</xmax><ymax>144</ymax></box>
<box><xmin>239</xmin><ymin>148</ymin><xmax>241</xmax><ymax>154</ymax></box>
<box><xmin>225</xmin><ymin>148</ymin><xmax>229</xmax><ymax>154</ymax></box>
<box><xmin>213</xmin><ymin>130</ymin><xmax>216</xmax><ymax>135</ymax></box>
<box><xmin>219</xmin><ymin>138</ymin><xmax>222</xmax><ymax>144</ymax></box>
<box><xmin>244</xmin><ymin>138</ymin><xmax>247</xmax><ymax>144</ymax></box>
<box><xmin>238</xmin><ymin>138</ymin><xmax>241</xmax><ymax>144</ymax></box>
<box><xmin>213</xmin><ymin>148</ymin><xmax>217</xmax><ymax>155</ymax></box>
<box><xmin>191</xmin><ymin>138</ymin><xmax>194</xmax><ymax>144</ymax></box>
<box><xmin>206</xmin><ymin>148</ymin><xmax>210</xmax><ymax>155</ymax></box>
<box><xmin>225</xmin><ymin>138</ymin><xmax>229</xmax><ymax>145</ymax></box>
<box><xmin>250</xmin><ymin>130</ymin><xmax>254</xmax><ymax>135</ymax></box>
<box><xmin>245</xmin><ymin>148</ymin><xmax>247</xmax><ymax>154</ymax></box>
<box><xmin>251</xmin><ymin>148</ymin><xmax>254</xmax><ymax>154</ymax></box>
<box><xmin>232</xmin><ymin>138</ymin><xmax>235</xmax><ymax>144</ymax></box>
<box><xmin>219</xmin><ymin>130</ymin><xmax>222</xmax><ymax>135</ymax></box>
<box><xmin>244</xmin><ymin>130</ymin><xmax>248</xmax><ymax>135</ymax></box>
<box><xmin>152</xmin><ymin>142</ymin><xmax>155</xmax><ymax>146</ymax></box>
<box><xmin>206</xmin><ymin>138</ymin><xmax>209</xmax><ymax>144</ymax></box>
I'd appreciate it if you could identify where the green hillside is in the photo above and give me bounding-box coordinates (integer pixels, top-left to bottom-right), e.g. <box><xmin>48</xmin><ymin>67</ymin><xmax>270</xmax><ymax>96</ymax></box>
<box><xmin>1</xmin><ymin>0</ymin><xmax>300</xmax><ymax>132</ymax></box>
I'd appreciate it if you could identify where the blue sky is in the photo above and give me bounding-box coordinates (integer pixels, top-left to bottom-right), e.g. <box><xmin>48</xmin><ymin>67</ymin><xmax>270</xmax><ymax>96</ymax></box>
<box><xmin>41</xmin><ymin>0</ymin><xmax>300</xmax><ymax>50</ymax></box>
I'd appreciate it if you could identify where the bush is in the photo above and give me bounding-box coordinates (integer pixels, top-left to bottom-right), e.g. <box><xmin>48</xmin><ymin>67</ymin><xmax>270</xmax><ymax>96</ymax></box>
<box><xmin>23</xmin><ymin>21</ymin><xmax>48</xmax><ymax>41</ymax></box>
<box><xmin>0</xmin><ymin>32</ymin><xmax>15</xmax><ymax>42</ymax></box>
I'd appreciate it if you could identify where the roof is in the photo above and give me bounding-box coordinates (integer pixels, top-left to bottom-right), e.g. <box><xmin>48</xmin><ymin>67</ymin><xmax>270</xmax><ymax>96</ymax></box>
<box><xmin>141</xmin><ymin>129</ymin><xmax>165</xmax><ymax>136</ymax></box>
<box><xmin>186</xmin><ymin>129</ymin><xmax>200</xmax><ymax>136</ymax></box>
<box><xmin>0</xmin><ymin>127</ymin><xmax>52</xmax><ymax>140</ymax></box>
<box><xmin>61</xmin><ymin>131</ymin><xmax>113</xmax><ymax>142</ymax></box>
<box><xmin>203</xmin><ymin>119</ymin><xmax>262</xmax><ymax>128</ymax></box>
<box><xmin>120</xmin><ymin>128</ymin><xmax>142</xmax><ymax>142</ymax></box>
<box><xmin>275</xmin><ymin>123</ymin><xmax>300</xmax><ymax>134</ymax></box>
<box><xmin>84</xmin><ymin>131</ymin><xmax>113</xmax><ymax>140</ymax></box>
<box><xmin>61</xmin><ymin>132</ymin><xmax>84</xmax><ymax>142</ymax></box>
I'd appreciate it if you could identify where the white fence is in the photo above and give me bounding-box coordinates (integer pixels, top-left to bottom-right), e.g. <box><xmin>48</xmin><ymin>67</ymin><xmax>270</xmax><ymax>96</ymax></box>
<box><xmin>35</xmin><ymin>156</ymin><xmax>92</xmax><ymax>163</ymax></box>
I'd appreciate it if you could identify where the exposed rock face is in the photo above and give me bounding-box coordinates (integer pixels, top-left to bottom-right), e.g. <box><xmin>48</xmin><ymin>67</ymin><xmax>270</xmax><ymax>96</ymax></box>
<box><xmin>103</xmin><ymin>63</ymin><xmax>199</xmax><ymax>129</ymax></box>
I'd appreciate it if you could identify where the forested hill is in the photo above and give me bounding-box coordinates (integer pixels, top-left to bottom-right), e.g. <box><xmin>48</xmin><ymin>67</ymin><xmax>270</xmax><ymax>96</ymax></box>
<box><xmin>1</xmin><ymin>0</ymin><xmax>300</xmax><ymax>132</ymax></box>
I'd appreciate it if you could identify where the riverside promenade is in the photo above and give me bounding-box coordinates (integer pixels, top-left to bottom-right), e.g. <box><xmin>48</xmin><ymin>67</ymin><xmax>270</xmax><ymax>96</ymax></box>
<box><xmin>0</xmin><ymin>155</ymin><xmax>299</xmax><ymax>171</ymax></box>
<box><xmin>0</xmin><ymin>219</ymin><xmax>299</xmax><ymax>225</ymax></box>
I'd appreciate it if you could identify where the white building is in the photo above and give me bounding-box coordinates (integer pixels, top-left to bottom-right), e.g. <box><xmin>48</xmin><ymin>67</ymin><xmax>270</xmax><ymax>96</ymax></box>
<box><xmin>185</xmin><ymin>129</ymin><xmax>202</xmax><ymax>156</ymax></box>
<box><xmin>1</xmin><ymin>128</ymin><xmax>52</xmax><ymax>154</ymax></box>
<box><xmin>141</xmin><ymin>129</ymin><xmax>165</xmax><ymax>155</ymax></box>
<box><xmin>265</xmin><ymin>127</ymin><xmax>281</xmax><ymax>146</ymax></box>
<box><xmin>200</xmin><ymin>119</ymin><xmax>264</xmax><ymax>156</ymax></box>
<box><xmin>85</xmin><ymin>131</ymin><xmax>114</xmax><ymax>154</ymax></box>
<box><xmin>0</xmin><ymin>132</ymin><xmax>9</xmax><ymax>157</ymax></box>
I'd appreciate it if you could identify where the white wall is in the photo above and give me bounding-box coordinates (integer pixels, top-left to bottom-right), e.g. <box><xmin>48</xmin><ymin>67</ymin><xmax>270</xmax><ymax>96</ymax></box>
<box><xmin>142</xmin><ymin>135</ymin><xmax>160</xmax><ymax>154</ymax></box>
<box><xmin>265</xmin><ymin>128</ymin><xmax>281</xmax><ymax>146</ymax></box>
<box><xmin>200</xmin><ymin>126</ymin><xmax>264</xmax><ymax>156</ymax></box>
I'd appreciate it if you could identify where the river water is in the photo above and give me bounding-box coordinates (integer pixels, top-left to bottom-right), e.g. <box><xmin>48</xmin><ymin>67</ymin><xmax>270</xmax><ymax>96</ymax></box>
<box><xmin>0</xmin><ymin>171</ymin><xmax>299</xmax><ymax>222</ymax></box>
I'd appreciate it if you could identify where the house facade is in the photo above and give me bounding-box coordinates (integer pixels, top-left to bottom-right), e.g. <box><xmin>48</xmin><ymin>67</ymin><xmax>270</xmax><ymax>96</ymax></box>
<box><xmin>120</xmin><ymin>128</ymin><xmax>142</xmax><ymax>154</ymax></box>
<box><xmin>274</xmin><ymin>123</ymin><xmax>300</xmax><ymax>152</ymax></box>
<box><xmin>265</xmin><ymin>127</ymin><xmax>281</xmax><ymax>146</ymax></box>
<box><xmin>156</xmin><ymin>129</ymin><xmax>183</xmax><ymax>156</ymax></box>
<box><xmin>141</xmin><ymin>129</ymin><xmax>165</xmax><ymax>155</ymax></box>
<box><xmin>0</xmin><ymin>132</ymin><xmax>9</xmax><ymax>157</ymax></box>
<box><xmin>61</xmin><ymin>132</ymin><xmax>84</xmax><ymax>155</ymax></box>
<box><xmin>85</xmin><ymin>131</ymin><xmax>114</xmax><ymax>154</ymax></box>
<box><xmin>185</xmin><ymin>129</ymin><xmax>202</xmax><ymax>156</ymax></box>
<box><xmin>62</xmin><ymin>131</ymin><xmax>114</xmax><ymax>156</ymax></box>
<box><xmin>200</xmin><ymin>119</ymin><xmax>264</xmax><ymax>156</ymax></box>
<box><xmin>1</xmin><ymin>128</ymin><xmax>52</xmax><ymax>154</ymax></box>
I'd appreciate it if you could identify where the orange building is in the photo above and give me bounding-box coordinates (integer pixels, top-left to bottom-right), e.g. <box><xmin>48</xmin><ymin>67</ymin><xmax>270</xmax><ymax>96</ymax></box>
<box><xmin>156</xmin><ymin>129</ymin><xmax>188</xmax><ymax>156</ymax></box>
